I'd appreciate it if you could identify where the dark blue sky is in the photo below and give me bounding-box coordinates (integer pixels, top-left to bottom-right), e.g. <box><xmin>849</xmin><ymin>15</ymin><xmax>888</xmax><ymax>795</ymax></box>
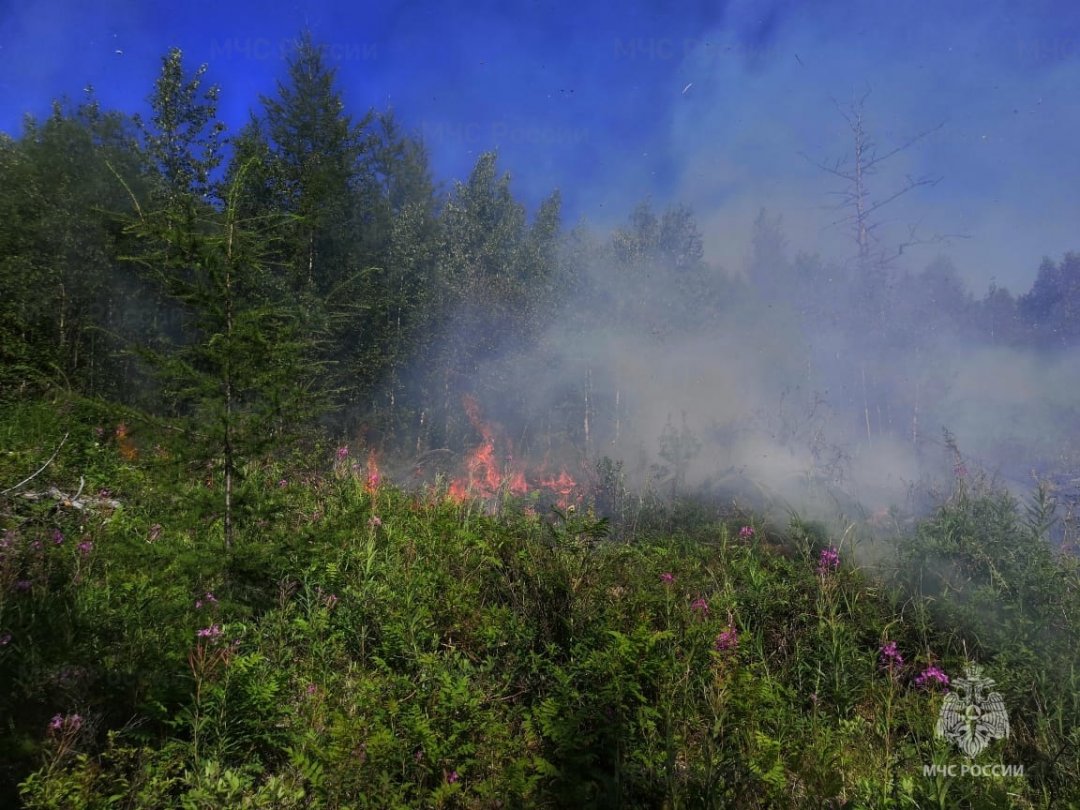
<box><xmin>3</xmin><ymin>0</ymin><xmax>1079</xmax><ymax>291</ymax></box>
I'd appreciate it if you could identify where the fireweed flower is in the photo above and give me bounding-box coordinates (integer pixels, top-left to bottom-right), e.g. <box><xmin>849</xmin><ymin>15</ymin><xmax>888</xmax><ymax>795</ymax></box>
<box><xmin>816</xmin><ymin>546</ymin><xmax>840</xmax><ymax>575</ymax></box>
<box><xmin>690</xmin><ymin>597</ymin><xmax>710</xmax><ymax>617</ymax></box>
<box><xmin>738</xmin><ymin>525</ymin><xmax>755</xmax><ymax>540</ymax></box>
<box><xmin>715</xmin><ymin>624</ymin><xmax>738</xmax><ymax>653</ymax></box>
<box><xmin>447</xmin><ymin>770</ymin><xmax>460</xmax><ymax>784</ymax></box>
<box><xmin>879</xmin><ymin>641</ymin><xmax>904</xmax><ymax>670</ymax></box>
<box><xmin>52</xmin><ymin>530</ymin><xmax>64</xmax><ymax>545</ymax></box>
<box><xmin>47</xmin><ymin>713</ymin><xmax>82</xmax><ymax>735</ymax></box>
<box><xmin>659</xmin><ymin>572</ymin><xmax>675</xmax><ymax>585</ymax></box>
<box><xmin>336</xmin><ymin>446</ymin><xmax>349</xmax><ymax>461</ymax></box>
<box><xmin>368</xmin><ymin>516</ymin><xmax>382</xmax><ymax>528</ymax></box>
<box><xmin>197</xmin><ymin>624</ymin><xmax>223</xmax><ymax>640</ymax></box>
<box><xmin>278</xmin><ymin>479</ymin><xmax>288</xmax><ymax>488</ymax></box>
<box><xmin>77</xmin><ymin>540</ymin><xmax>93</xmax><ymax>556</ymax></box>
<box><xmin>915</xmin><ymin>666</ymin><xmax>950</xmax><ymax>689</ymax></box>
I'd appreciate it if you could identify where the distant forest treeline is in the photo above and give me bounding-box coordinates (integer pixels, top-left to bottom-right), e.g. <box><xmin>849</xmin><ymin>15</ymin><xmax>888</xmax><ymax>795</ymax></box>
<box><xmin>1</xmin><ymin>33</ymin><xmax>1077</xmax><ymax>466</ymax></box>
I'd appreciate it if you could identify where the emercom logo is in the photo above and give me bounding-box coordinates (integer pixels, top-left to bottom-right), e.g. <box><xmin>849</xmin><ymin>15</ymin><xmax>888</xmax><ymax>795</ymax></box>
<box><xmin>935</xmin><ymin>664</ymin><xmax>1010</xmax><ymax>757</ymax></box>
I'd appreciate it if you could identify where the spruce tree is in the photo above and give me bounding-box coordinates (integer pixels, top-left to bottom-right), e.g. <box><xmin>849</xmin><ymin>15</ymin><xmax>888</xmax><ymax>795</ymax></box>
<box><xmin>124</xmin><ymin>50</ymin><xmax>326</xmax><ymax>550</ymax></box>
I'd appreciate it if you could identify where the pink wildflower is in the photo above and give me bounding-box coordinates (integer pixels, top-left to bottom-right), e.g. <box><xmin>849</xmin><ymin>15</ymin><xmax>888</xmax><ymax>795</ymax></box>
<box><xmin>47</xmin><ymin>713</ymin><xmax>81</xmax><ymax>735</ymax></box>
<box><xmin>879</xmin><ymin>640</ymin><xmax>904</xmax><ymax>670</ymax></box>
<box><xmin>447</xmin><ymin>770</ymin><xmax>459</xmax><ymax>784</ymax></box>
<box><xmin>915</xmin><ymin>666</ymin><xmax>950</xmax><ymax>689</ymax></box>
<box><xmin>197</xmin><ymin>624</ymin><xmax>223</xmax><ymax>640</ymax></box>
<box><xmin>368</xmin><ymin>516</ymin><xmax>382</xmax><ymax>528</ymax></box>
<box><xmin>77</xmin><ymin>540</ymin><xmax>93</xmax><ymax>556</ymax></box>
<box><xmin>816</xmin><ymin>546</ymin><xmax>840</xmax><ymax>575</ymax></box>
<box><xmin>715</xmin><ymin>624</ymin><xmax>738</xmax><ymax>653</ymax></box>
<box><xmin>659</xmin><ymin>572</ymin><xmax>675</xmax><ymax>585</ymax></box>
<box><xmin>739</xmin><ymin>525</ymin><xmax>755</xmax><ymax>540</ymax></box>
<box><xmin>336</xmin><ymin>446</ymin><xmax>349</xmax><ymax>460</ymax></box>
<box><xmin>690</xmin><ymin>597</ymin><xmax>710</xmax><ymax>617</ymax></box>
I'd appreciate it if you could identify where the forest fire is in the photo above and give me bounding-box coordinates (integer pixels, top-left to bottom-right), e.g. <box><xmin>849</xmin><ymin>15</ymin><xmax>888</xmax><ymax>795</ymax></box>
<box><xmin>365</xmin><ymin>451</ymin><xmax>381</xmax><ymax>493</ymax></box>
<box><xmin>445</xmin><ymin>395</ymin><xmax>579</xmax><ymax>508</ymax></box>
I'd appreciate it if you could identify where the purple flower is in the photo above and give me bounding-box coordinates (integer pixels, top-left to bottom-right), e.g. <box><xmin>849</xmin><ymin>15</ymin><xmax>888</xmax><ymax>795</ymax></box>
<box><xmin>47</xmin><ymin>713</ymin><xmax>81</xmax><ymax>735</ymax></box>
<box><xmin>879</xmin><ymin>640</ymin><xmax>904</xmax><ymax>669</ymax></box>
<box><xmin>915</xmin><ymin>666</ymin><xmax>950</xmax><ymax>689</ymax></box>
<box><xmin>447</xmin><ymin>770</ymin><xmax>459</xmax><ymax>784</ymax></box>
<box><xmin>205</xmin><ymin>592</ymin><xmax>218</xmax><ymax>604</ymax></box>
<box><xmin>738</xmin><ymin>525</ymin><xmax>755</xmax><ymax>540</ymax></box>
<box><xmin>305</xmin><ymin>683</ymin><xmax>317</xmax><ymax>696</ymax></box>
<box><xmin>77</xmin><ymin>540</ymin><xmax>94</xmax><ymax>556</ymax></box>
<box><xmin>816</xmin><ymin>546</ymin><xmax>840</xmax><ymax>575</ymax></box>
<box><xmin>278</xmin><ymin>479</ymin><xmax>288</xmax><ymax>488</ymax></box>
<box><xmin>197</xmin><ymin>624</ymin><xmax>223</xmax><ymax>640</ymax></box>
<box><xmin>690</xmin><ymin>597</ymin><xmax>710</xmax><ymax>617</ymax></box>
<box><xmin>368</xmin><ymin>516</ymin><xmax>382</xmax><ymax>528</ymax></box>
<box><xmin>336</xmin><ymin>446</ymin><xmax>349</xmax><ymax>460</ymax></box>
<box><xmin>52</xmin><ymin>530</ymin><xmax>64</xmax><ymax>545</ymax></box>
<box><xmin>659</xmin><ymin>572</ymin><xmax>675</xmax><ymax>585</ymax></box>
<box><xmin>715</xmin><ymin>625</ymin><xmax>738</xmax><ymax>653</ymax></box>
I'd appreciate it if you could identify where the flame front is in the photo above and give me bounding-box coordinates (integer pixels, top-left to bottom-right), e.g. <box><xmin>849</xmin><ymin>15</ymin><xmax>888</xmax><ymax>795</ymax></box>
<box><xmin>447</xmin><ymin>395</ymin><xmax>577</xmax><ymax>507</ymax></box>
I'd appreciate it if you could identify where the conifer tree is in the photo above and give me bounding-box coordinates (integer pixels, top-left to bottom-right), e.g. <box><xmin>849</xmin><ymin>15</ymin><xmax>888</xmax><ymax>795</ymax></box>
<box><xmin>125</xmin><ymin>50</ymin><xmax>326</xmax><ymax>550</ymax></box>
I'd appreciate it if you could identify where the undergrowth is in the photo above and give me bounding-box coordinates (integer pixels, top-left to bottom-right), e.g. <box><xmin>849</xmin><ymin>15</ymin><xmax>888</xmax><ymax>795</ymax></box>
<box><xmin>1</xmin><ymin>396</ymin><xmax>1077</xmax><ymax>808</ymax></box>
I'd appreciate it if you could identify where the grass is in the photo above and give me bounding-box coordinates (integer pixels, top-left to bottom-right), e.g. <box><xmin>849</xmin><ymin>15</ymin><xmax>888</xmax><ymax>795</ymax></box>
<box><xmin>0</xmin><ymin>395</ymin><xmax>1077</xmax><ymax>808</ymax></box>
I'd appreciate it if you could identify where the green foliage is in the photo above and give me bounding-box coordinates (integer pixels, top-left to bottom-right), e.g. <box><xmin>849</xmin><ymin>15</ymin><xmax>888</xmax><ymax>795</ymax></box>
<box><xmin>1</xmin><ymin>399</ymin><xmax>1078</xmax><ymax>807</ymax></box>
<box><xmin>3</xmin><ymin>29</ymin><xmax>1080</xmax><ymax>810</ymax></box>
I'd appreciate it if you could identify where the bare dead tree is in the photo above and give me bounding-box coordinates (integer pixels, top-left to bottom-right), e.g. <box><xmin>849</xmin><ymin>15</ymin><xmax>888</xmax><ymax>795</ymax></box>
<box><xmin>801</xmin><ymin>89</ymin><xmax>963</xmax><ymax>446</ymax></box>
<box><xmin>801</xmin><ymin>88</ymin><xmax>948</xmax><ymax>277</ymax></box>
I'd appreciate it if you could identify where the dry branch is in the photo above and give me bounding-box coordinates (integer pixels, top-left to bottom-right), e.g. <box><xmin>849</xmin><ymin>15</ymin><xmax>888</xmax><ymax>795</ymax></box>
<box><xmin>19</xmin><ymin>477</ymin><xmax>122</xmax><ymax>511</ymax></box>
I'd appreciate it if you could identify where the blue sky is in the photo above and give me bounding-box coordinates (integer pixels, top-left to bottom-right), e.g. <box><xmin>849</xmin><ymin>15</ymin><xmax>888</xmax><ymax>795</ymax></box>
<box><xmin>2</xmin><ymin>0</ymin><xmax>1079</xmax><ymax>292</ymax></box>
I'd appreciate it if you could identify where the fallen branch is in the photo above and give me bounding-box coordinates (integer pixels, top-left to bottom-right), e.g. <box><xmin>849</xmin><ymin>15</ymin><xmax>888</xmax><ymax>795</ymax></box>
<box><xmin>19</xmin><ymin>478</ymin><xmax>121</xmax><ymax>511</ymax></box>
<box><xmin>1</xmin><ymin>433</ymin><xmax>69</xmax><ymax>496</ymax></box>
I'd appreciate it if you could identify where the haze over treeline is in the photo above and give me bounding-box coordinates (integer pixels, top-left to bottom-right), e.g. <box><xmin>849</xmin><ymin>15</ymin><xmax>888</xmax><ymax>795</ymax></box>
<box><xmin>2</xmin><ymin>34</ymin><xmax>1079</xmax><ymax>527</ymax></box>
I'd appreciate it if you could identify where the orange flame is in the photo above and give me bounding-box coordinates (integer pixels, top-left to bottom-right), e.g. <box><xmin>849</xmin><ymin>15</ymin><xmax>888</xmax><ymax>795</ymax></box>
<box><xmin>115</xmin><ymin>423</ymin><xmax>138</xmax><ymax>461</ymax></box>
<box><xmin>365</xmin><ymin>450</ymin><xmax>381</xmax><ymax>493</ymax></box>
<box><xmin>446</xmin><ymin>396</ymin><xmax>579</xmax><ymax>507</ymax></box>
<box><xmin>538</xmin><ymin>470</ymin><xmax>577</xmax><ymax>508</ymax></box>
